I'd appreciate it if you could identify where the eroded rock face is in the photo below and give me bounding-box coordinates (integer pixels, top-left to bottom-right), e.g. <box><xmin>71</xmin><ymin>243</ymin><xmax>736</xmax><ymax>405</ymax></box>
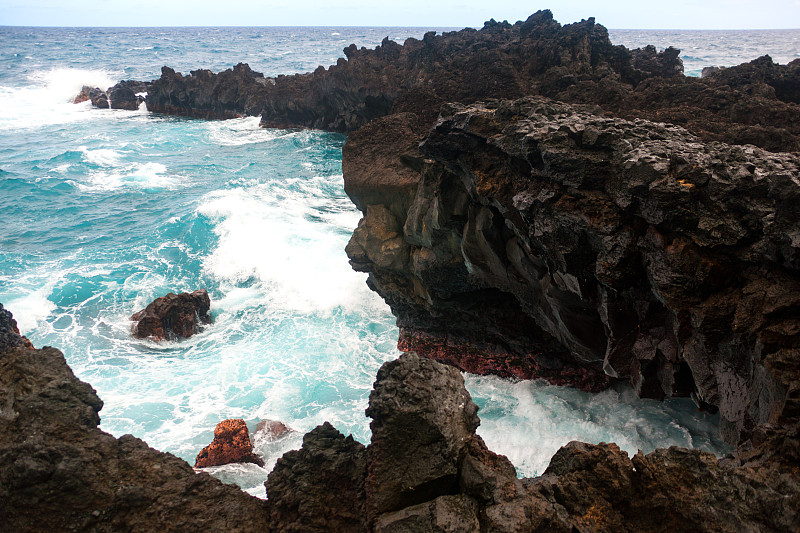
<box><xmin>0</xmin><ymin>307</ymin><xmax>270</xmax><ymax>532</ymax></box>
<box><xmin>108</xmin><ymin>80</ymin><xmax>150</xmax><ymax>110</ymax></box>
<box><xmin>195</xmin><ymin>418</ymin><xmax>265</xmax><ymax>468</ymax></box>
<box><xmin>344</xmin><ymin>97</ymin><xmax>800</xmax><ymax>445</ymax></box>
<box><xmin>130</xmin><ymin>289</ymin><xmax>211</xmax><ymax>340</ymax></box>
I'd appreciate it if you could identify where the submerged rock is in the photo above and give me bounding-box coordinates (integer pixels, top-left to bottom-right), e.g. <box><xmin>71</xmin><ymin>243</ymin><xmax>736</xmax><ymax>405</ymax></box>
<box><xmin>195</xmin><ymin>419</ymin><xmax>265</xmax><ymax>468</ymax></box>
<box><xmin>130</xmin><ymin>289</ymin><xmax>211</xmax><ymax>340</ymax></box>
<box><xmin>255</xmin><ymin>419</ymin><xmax>294</xmax><ymax>441</ymax></box>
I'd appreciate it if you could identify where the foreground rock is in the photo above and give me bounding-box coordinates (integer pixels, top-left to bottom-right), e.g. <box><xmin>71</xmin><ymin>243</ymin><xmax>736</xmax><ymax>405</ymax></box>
<box><xmin>3</xmin><ymin>300</ymin><xmax>798</xmax><ymax>531</ymax></box>
<box><xmin>344</xmin><ymin>96</ymin><xmax>800</xmax><ymax>446</ymax></box>
<box><xmin>266</xmin><ymin>352</ymin><xmax>800</xmax><ymax>532</ymax></box>
<box><xmin>195</xmin><ymin>418</ymin><xmax>265</xmax><ymax>468</ymax></box>
<box><xmin>130</xmin><ymin>289</ymin><xmax>211</xmax><ymax>340</ymax></box>
<box><xmin>0</xmin><ymin>307</ymin><xmax>270</xmax><ymax>532</ymax></box>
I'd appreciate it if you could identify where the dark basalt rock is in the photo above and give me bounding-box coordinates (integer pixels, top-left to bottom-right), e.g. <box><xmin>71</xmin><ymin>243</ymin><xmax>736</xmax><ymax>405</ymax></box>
<box><xmin>0</xmin><ymin>303</ymin><xmax>33</xmax><ymax>351</ymax></box>
<box><xmin>364</xmin><ymin>352</ymin><xmax>479</xmax><ymax>521</ymax></box>
<box><xmin>3</xmin><ymin>298</ymin><xmax>799</xmax><ymax>531</ymax></box>
<box><xmin>263</xmin><ymin>352</ymin><xmax>800</xmax><ymax>532</ymax></box>
<box><xmin>265</xmin><ymin>422</ymin><xmax>367</xmax><ymax>532</ymax></box>
<box><xmin>108</xmin><ymin>80</ymin><xmax>151</xmax><ymax>110</ymax></box>
<box><xmin>130</xmin><ymin>289</ymin><xmax>211</xmax><ymax>340</ymax></box>
<box><xmin>88</xmin><ymin>86</ymin><xmax>109</xmax><ymax>108</ymax></box>
<box><xmin>194</xmin><ymin>418</ymin><xmax>265</xmax><ymax>468</ymax></box>
<box><xmin>144</xmin><ymin>10</ymin><xmax>800</xmax><ymax>152</ymax></box>
<box><xmin>74</xmin><ymin>80</ymin><xmax>151</xmax><ymax>110</ymax></box>
<box><xmin>0</xmin><ymin>307</ymin><xmax>270</xmax><ymax>532</ymax></box>
<box><xmin>146</xmin><ymin>63</ymin><xmax>270</xmax><ymax>119</ymax></box>
<box><xmin>343</xmin><ymin>96</ymin><xmax>800</xmax><ymax>446</ymax></box>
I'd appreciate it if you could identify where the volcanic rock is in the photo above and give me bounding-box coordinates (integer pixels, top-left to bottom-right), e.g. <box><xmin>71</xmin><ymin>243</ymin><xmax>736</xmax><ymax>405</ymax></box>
<box><xmin>146</xmin><ymin>63</ymin><xmax>269</xmax><ymax>119</ymax></box>
<box><xmin>130</xmin><ymin>289</ymin><xmax>211</xmax><ymax>340</ymax></box>
<box><xmin>0</xmin><ymin>303</ymin><xmax>33</xmax><ymax>351</ymax></box>
<box><xmin>365</xmin><ymin>351</ymin><xmax>479</xmax><ymax>520</ymax></box>
<box><xmin>72</xmin><ymin>85</ymin><xmax>95</xmax><ymax>104</ymax></box>
<box><xmin>108</xmin><ymin>80</ymin><xmax>151</xmax><ymax>110</ymax></box>
<box><xmin>262</xmin><ymin>352</ymin><xmax>800</xmax><ymax>532</ymax></box>
<box><xmin>265</xmin><ymin>422</ymin><xmax>367</xmax><ymax>532</ymax></box>
<box><xmin>343</xmin><ymin>96</ymin><xmax>800</xmax><ymax>446</ymax></box>
<box><xmin>195</xmin><ymin>418</ymin><xmax>265</xmax><ymax>468</ymax></box>
<box><xmin>0</xmin><ymin>306</ymin><xmax>270</xmax><ymax>532</ymax></box>
<box><xmin>255</xmin><ymin>419</ymin><xmax>294</xmax><ymax>441</ymax></box>
<box><xmin>145</xmin><ymin>10</ymin><xmax>800</xmax><ymax>152</ymax></box>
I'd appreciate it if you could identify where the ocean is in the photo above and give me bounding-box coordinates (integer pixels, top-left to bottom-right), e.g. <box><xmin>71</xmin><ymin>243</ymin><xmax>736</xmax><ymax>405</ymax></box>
<box><xmin>2</xmin><ymin>24</ymin><xmax>796</xmax><ymax>497</ymax></box>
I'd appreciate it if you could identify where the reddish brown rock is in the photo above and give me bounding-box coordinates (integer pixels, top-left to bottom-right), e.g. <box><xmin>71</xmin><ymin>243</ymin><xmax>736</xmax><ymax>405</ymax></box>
<box><xmin>255</xmin><ymin>419</ymin><xmax>294</xmax><ymax>441</ymax></box>
<box><xmin>195</xmin><ymin>419</ymin><xmax>265</xmax><ymax>468</ymax></box>
<box><xmin>130</xmin><ymin>289</ymin><xmax>211</xmax><ymax>340</ymax></box>
<box><xmin>72</xmin><ymin>85</ymin><xmax>95</xmax><ymax>104</ymax></box>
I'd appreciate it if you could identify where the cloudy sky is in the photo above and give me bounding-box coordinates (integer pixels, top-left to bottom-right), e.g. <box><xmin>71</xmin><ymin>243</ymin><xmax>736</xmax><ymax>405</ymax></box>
<box><xmin>1</xmin><ymin>0</ymin><xmax>799</xmax><ymax>29</ymax></box>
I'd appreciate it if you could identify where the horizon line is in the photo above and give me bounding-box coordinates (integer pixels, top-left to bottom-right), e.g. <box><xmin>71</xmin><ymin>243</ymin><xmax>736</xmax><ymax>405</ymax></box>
<box><xmin>2</xmin><ymin>24</ymin><xmax>800</xmax><ymax>31</ymax></box>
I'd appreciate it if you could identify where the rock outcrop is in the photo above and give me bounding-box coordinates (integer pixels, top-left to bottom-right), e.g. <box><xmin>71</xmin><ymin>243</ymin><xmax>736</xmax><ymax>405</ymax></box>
<box><xmin>146</xmin><ymin>63</ymin><xmax>270</xmax><ymax>119</ymax></box>
<box><xmin>130</xmin><ymin>289</ymin><xmax>212</xmax><ymax>340</ymax></box>
<box><xmin>264</xmin><ymin>352</ymin><xmax>800</xmax><ymax>532</ymax></box>
<box><xmin>108</xmin><ymin>80</ymin><xmax>150</xmax><ymax>110</ymax></box>
<box><xmin>255</xmin><ymin>419</ymin><xmax>294</xmax><ymax>441</ymax></box>
<box><xmin>74</xmin><ymin>80</ymin><xmax>150</xmax><ymax>110</ymax></box>
<box><xmin>0</xmin><ymin>307</ymin><xmax>270</xmax><ymax>532</ymax></box>
<box><xmin>344</xmin><ymin>97</ymin><xmax>800</xmax><ymax>446</ymax></box>
<box><xmin>142</xmin><ymin>11</ymin><xmax>800</xmax><ymax>153</ymax></box>
<box><xmin>195</xmin><ymin>418</ymin><xmax>265</xmax><ymax>468</ymax></box>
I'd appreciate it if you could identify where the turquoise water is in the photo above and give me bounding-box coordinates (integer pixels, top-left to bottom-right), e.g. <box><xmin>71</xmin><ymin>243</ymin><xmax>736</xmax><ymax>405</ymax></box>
<box><xmin>3</xmin><ymin>25</ymin><xmax>790</xmax><ymax>496</ymax></box>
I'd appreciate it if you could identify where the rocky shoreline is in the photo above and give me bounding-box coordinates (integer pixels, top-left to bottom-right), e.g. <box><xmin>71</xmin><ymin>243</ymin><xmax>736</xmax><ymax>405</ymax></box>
<box><xmin>3</xmin><ymin>306</ymin><xmax>797</xmax><ymax>531</ymax></box>
<box><xmin>10</xmin><ymin>9</ymin><xmax>800</xmax><ymax>531</ymax></box>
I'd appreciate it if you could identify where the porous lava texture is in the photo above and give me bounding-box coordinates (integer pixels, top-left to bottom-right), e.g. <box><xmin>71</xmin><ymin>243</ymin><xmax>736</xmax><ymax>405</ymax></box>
<box><xmin>195</xmin><ymin>418</ymin><xmax>265</xmax><ymax>468</ymax></box>
<box><xmin>143</xmin><ymin>11</ymin><xmax>800</xmax><ymax>152</ymax></box>
<box><xmin>343</xmin><ymin>97</ymin><xmax>800</xmax><ymax>446</ymax></box>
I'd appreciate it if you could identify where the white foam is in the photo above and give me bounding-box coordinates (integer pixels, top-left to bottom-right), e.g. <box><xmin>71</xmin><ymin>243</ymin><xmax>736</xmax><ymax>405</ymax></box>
<box><xmin>197</xmin><ymin>180</ymin><xmax>382</xmax><ymax>315</ymax></box>
<box><xmin>78</xmin><ymin>162</ymin><xmax>180</xmax><ymax>191</ymax></box>
<box><xmin>465</xmin><ymin>375</ymin><xmax>729</xmax><ymax>478</ymax></box>
<box><xmin>80</xmin><ymin>146</ymin><xmax>124</xmax><ymax>166</ymax></box>
<box><xmin>205</xmin><ymin>117</ymin><xmax>281</xmax><ymax>146</ymax></box>
<box><xmin>4</xmin><ymin>286</ymin><xmax>56</xmax><ymax>334</ymax></box>
<box><xmin>0</xmin><ymin>68</ymin><xmax>123</xmax><ymax>131</ymax></box>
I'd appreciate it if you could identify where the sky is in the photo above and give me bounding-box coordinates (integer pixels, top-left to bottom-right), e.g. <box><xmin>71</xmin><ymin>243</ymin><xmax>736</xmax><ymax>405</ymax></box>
<box><xmin>0</xmin><ymin>0</ymin><xmax>799</xmax><ymax>29</ymax></box>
